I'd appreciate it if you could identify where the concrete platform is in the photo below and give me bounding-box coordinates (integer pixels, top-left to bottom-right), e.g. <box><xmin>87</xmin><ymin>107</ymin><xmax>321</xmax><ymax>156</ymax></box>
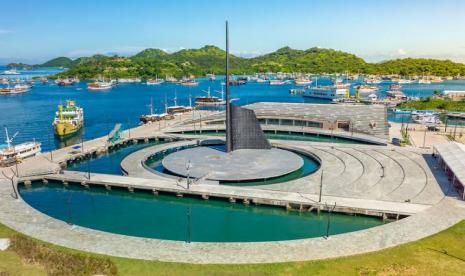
<box><xmin>162</xmin><ymin>147</ymin><xmax>305</xmax><ymax>181</ymax></box>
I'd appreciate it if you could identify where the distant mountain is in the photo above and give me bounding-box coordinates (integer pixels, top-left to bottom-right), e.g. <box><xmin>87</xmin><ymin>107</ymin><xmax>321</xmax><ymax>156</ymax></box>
<box><xmin>44</xmin><ymin>45</ymin><xmax>465</xmax><ymax>79</ymax></box>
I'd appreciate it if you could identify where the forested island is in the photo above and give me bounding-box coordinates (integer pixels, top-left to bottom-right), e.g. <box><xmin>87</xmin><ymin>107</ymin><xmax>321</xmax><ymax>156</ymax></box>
<box><xmin>9</xmin><ymin>46</ymin><xmax>465</xmax><ymax>79</ymax></box>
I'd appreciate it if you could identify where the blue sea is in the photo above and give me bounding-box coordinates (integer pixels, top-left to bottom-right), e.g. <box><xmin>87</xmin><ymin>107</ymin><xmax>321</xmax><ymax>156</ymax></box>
<box><xmin>1</xmin><ymin>66</ymin><xmax>465</xmax><ymax>151</ymax></box>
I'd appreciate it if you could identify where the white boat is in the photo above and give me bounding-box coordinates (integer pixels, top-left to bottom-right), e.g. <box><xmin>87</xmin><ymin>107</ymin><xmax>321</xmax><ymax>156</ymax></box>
<box><xmin>2</xmin><ymin>69</ymin><xmax>20</xmax><ymax>75</ymax></box>
<box><xmin>146</xmin><ymin>79</ymin><xmax>164</xmax><ymax>85</ymax></box>
<box><xmin>180</xmin><ymin>80</ymin><xmax>199</xmax><ymax>86</ymax></box>
<box><xmin>87</xmin><ymin>80</ymin><xmax>113</xmax><ymax>90</ymax></box>
<box><xmin>0</xmin><ymin>128</ymin><xmax>41</xmax><ymax>166</ymax></box>
<box><xmin>118</xmin><ymin>78</ymin><xmax>142</xmax><ymax>83</ymax></box>
<box><xmin>294</xmin><ymin>78</ymin><xmax>312</xmax><ymax>86</ymax></box>
<box><xmin>356</xmin><ymin>85</ymin><xmax>379</xmax><ymax>94</ymax></box>
<box><xmin>269</xmin><ymin>80</ymin><xmax>286</xmax><ymax>85</ymax></box>
<box><xmin>397</xmin><ymin>79</ymin><xmax>413</xmax><ymax>84</ymax></box>
<box><xmin>256</xmin><ymin>78</ymin><xmax>268</xmax><ymax>83</ymax></box>
<box><xmin>412</xmin><ymin>114</ymin><xmax>440</xmax><ymax>125</ymax></box>
<box><xmin>304</xmin><ymin>86</ymin><xmax>348</xmax><ymax>100</ymax></box>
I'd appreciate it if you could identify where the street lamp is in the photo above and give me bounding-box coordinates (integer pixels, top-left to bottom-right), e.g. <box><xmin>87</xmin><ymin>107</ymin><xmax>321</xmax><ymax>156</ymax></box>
<box><xmin>186</xmin><ymin>160</ymin><xmax>192</xmax><ymax>189</ymax></box>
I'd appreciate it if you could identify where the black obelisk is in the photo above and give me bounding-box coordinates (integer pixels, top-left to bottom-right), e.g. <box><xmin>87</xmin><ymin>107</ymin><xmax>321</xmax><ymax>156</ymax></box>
<box><xmin>225</xmin><ymin>21</ymin><xmax>232</xmax><ymax>152</ymax></box>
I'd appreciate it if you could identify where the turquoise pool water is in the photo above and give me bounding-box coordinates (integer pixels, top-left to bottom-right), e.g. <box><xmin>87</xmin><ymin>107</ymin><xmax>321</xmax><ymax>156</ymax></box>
<box><xmin>19</xmin><ymin>181</ymin><xmax>384</xmax><ymax>242</ymax></box>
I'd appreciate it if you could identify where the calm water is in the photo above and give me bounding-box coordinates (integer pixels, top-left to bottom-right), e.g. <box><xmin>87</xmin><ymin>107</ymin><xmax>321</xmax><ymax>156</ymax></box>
<box><xmin>2</xmin><ymin>66</ymin><xmax>465</xmax><ymax>151</ymax></box>
<box><xmin>19</xmin><ymin>181</ymin><xmax>384</xmax><ymax>242</ymax></box>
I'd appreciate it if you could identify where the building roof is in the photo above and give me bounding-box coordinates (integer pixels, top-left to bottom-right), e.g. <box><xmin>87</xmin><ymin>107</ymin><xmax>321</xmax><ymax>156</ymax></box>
<box><xmin>434</xmin><ymin>142</ymin><xmax>465</xmax><ymax>187</ymax></box>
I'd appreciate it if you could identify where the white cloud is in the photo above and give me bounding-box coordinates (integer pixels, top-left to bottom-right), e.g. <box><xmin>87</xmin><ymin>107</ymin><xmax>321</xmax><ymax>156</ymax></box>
<box><xmin>396</xmin><ymin>48</ymin><xmax>407</xmax><ymax>56</ymax></box>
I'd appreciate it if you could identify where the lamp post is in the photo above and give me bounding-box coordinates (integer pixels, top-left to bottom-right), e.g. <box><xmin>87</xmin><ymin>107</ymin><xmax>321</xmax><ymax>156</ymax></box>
<box><xmin>186</xmin><ymin>160</ymin><xmax>192</xmax><ymax>190</ymax></box>
<box><xmin>318</xmin><ymin>169</ymin><xmax>324</xmax><ymax>203</ymax></box>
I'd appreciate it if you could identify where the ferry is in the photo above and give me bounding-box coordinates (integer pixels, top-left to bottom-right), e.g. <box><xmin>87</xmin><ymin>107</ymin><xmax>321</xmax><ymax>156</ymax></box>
<box><xmin>303</xmin><ymin>79</ymin><xmax>349</xmax><ymax>100</ymax></box>
<box><xmin>52</xmin><ymin>100</ymin><xmax>84</xmax><ymax>137</ymax></box>
<box><xmin>87</xmin><ymin>80</ymin><xmax>113</xmax><ymax>90</ymax></box>
<box><xmin>0</xmin><ymin>128</ymin><xmax>41</xmax><ymax>166</ymax></box>
<box><xmin>195</xmin><ymin>87</ymin><xmax>226</xmax><ymax>106</ymax></box>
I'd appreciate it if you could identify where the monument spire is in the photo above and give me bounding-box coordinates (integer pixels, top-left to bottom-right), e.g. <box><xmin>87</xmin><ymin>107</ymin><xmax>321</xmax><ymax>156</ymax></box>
<box><xmin>225</xmin><ymin>20</ymin><xmax>232</xmax><ymax>152</ymax></box>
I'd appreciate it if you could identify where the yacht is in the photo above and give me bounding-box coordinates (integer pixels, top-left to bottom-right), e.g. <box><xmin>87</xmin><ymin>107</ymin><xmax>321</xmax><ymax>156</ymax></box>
<box><xmin>2</xmin><ymin>69</ymin><xmax>20</xmax><ymax>75</ymax></box>
<box><xmin>269</xmin><ymin>80</ymin><xmax>286</xmax><ymax>86</ymax></box>
<box><xmin>0</xmin><ymin>128</ymin><xmax>41</xmax><ymax>166</ymax></box>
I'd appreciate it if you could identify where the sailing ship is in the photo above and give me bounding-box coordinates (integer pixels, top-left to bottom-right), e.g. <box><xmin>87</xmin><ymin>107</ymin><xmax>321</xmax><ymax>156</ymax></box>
<box><xmin>166</xmin><ymin>93</ymin><xmax>193</xmax><ymax>115</ymax></box>
<box><xmin>52</xmin><ymin>100</ymin><xmax>84</xmax><ymax>137</ymax></box>
<box><xmin>195</xmin><ymin>87</ymin><xmax>226</xmax><ymax>106</ymax></box>
<box><xmin>0</xmin><ymin>128</ymin><xmax>41</xmax><ymax>166</ymax></box>
<box><xmin>139</xmin><ymin>98</ymin><xmax>174</xmax><ymax>124</ymax></box>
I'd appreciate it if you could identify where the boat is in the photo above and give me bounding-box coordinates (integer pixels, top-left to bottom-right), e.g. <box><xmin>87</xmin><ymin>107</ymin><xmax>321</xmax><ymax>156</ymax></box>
<box><xmin>397</xmin><ymin>79</ymin><xmax>413</xmax><ymax>84</ymax></box>
<box><xmin>417</xmin><ymin>76</ymin><xmax>431</xmax><ymax>84</ymax></box>
<box><xmin>364</xmin><ymin>77</ymin><xmax>382</xmax><ymax>84</ymax></box>
<box><xmin>56</xmin><ymin>77</ymin><xmax>79</xmax><ymax>86</ymax></box>
<box><xmin>2</xmin><ymin>69</ymin><xmax>20</xmax><ymax>75</ymax></box>
<box><xmin>87</xmin><ymin>80</ymin><xmax>113</xmax><ymax>90</ymax></box>
<box><xmin>195</xmin><ymin>87</ymin><xmax>226</xmax><ymax>106</ymax></box>
<box><xmin>303</xmin><ymin>78</ymin><xmax>349</xmax><ymax>100</ymax></box>
<box><xmin>139</xmin><ymin>98</ymin><xmax>174</xmax><ymax>124</ymax></box>
<box><xmin>229</xmin><ymin>79</ymin><xmax>246</xmax><ymax>86</ymax></box>
<box><xmin>412</xmin><ymin>113</ymin><xmax>440</xmax><ymax>125</ymax></box>
<box><xmin>206</xmin><ymin>73</ymin><xmax>216</xmax><ymax>81</ymax></box>
<box><xmin>386</xmin><ymin>90</ymin><xmax>407</xmax><ymax>101</ymax></box>
<box><xmin>390</xmin><ymin>108</ymin><xmax>413</xmax><ymax>114</ymax></box>
<box><xmin>356</xmin><ymin>85</ymin><xmax>379</xmax><ymax>94</ymax></box>
<box><xmin>0</xmin><ymin>84</ymin><xmax>30</xmax><ymax>94</ymax></box>
<box><xmin>180</xmin><ymin>79</ymin><xmax>199</xmax><ymax>86</ymax></box>
<box><xmin>52</xmin><ymin>100</ymin><xmax>84</xmax><ymax>137</ymax></box>
<box><xmin>166</xmin><ymin>94</ymin><xmax>193</xmax><ymax>115</ymax></box>
<box><xmin>269</xmin><ymin>80</ymin><xmax>286</xmax><ymax>86</ymax></box>
<box><xmin>117</xmin><ymin>78</ymin><xmax>142</xmax><ymax>83</ymax></box>
<box><xmin>146</xmin><ymin>79</ymin><xmax>164</xmax><ymax>85</ymax></box>
<box><xmin>0</xmin><ymin>128</ymin><xmax>41</xmax><ymax>166</ymax></box>
<box><xmin>294</xmin><ymin>78</ymin><xmax>312</xmax><ymax>86</ymax></box>
<box><xmin>289</xmin><ymin>88</ymin><xmax>305</xmax><ymax>94</ymax></box>
<box><xmin>256</xmin><ymin>78</ymin><xmax>267</xmax><ymax>83</ymax></box>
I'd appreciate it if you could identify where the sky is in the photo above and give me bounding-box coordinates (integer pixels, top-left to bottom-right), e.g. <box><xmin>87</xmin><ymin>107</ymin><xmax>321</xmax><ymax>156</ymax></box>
<box><xmin>1</xmin><ymin>0</ymin><xmax>465</xmax><ymax>64</ymax></box>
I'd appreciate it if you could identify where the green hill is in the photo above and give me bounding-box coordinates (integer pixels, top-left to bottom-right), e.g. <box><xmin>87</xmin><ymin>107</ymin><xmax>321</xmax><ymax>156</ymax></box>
<box><xmin>40</xmin><ymin>57</ymin><xmax>74</xmax><ymax>68</ymax></box>
<box><xmin>52</xmin><ymin>45</ymin><xmax>465</xmax><ymax>79</ymax></box>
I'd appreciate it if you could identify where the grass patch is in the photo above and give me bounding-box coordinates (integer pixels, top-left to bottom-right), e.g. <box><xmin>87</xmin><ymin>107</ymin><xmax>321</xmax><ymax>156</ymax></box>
<box><xmin>397</xmin><ymin>98</ymin><xmax>465</xmax><ymax>112</ymax></box>
<box><xmin>0</xmin><ymin>221</ymin><xmax>464</xmax><ymax>275</ymax></box>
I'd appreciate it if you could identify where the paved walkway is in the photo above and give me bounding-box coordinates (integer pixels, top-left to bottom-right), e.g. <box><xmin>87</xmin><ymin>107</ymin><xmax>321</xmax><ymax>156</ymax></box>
<box><xmin>0</xmin><ymin>177</ymin><xmax>464</xmax><ymax>264</ymax></box>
